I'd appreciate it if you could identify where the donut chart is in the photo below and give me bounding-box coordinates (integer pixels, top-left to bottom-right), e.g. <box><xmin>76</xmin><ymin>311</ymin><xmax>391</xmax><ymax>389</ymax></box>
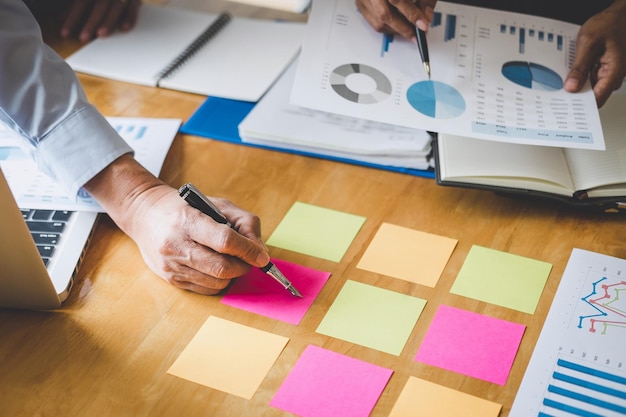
<box><xmin>501</xmin><ymin>61</ymin><xmax>563</xmax><ymax>91</ymax></box>
<box><xmin>406</xmin><ymin>80</ymin><xmax>466</xmax><ymax>119</ymax></box>
<box><xmin>330</xmin><ymin>63</ymin><xmax>392</xmax><ymax>104</ymax></box>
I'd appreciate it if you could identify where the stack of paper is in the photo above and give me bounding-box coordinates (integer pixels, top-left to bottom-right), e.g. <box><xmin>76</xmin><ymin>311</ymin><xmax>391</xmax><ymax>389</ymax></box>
<box><xmin>239</xmin><ymin>60</ymin><xmax>433</xmax><ymax>170</ymax></box>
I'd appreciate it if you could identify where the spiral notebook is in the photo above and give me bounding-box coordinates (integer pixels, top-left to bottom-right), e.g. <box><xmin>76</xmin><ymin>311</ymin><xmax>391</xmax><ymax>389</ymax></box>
<box><xmin>65</xmin><ymin>4</ymin><xmax>305</xmax><ymax>102</ymax></box>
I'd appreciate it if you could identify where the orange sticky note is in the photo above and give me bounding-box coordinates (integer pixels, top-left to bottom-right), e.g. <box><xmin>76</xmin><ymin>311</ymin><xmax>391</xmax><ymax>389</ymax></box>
<box><xmin>389</xmin><ymin>377</ymin><xmax>502</xmax><ymax>417</ymax></box>
<box><xmin>357</xmin><ymin>223</ymin><xmax>457</xmax><ymax>287</ymax></box>
<box><xmin>167</xmin><ymin>316</ymin><xmax>288</xmax><ymax>399</ymax></box>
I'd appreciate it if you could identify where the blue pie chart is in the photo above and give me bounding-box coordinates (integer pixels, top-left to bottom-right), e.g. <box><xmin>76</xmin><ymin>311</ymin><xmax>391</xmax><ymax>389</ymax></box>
<box><xmin>406</xmin><ymin>80</ymin><xmax>466</xmax><ymax>119</ymax></box>
<box><xmin>502</xmin><ymin>61</ymin><xmax>563</xmax><ymax>91</ymax></box>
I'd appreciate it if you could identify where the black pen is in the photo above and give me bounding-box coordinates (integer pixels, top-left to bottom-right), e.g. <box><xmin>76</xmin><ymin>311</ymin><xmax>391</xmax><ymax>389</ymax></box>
<box><xmin>178</xmin><ymin>183</ymin><xmax>303</xmax><ymax>298</ymax></box>
<box><xmin>416</xmin><ymin>26</ymin><xmax>431</xmax><ymax>79</ymax></box>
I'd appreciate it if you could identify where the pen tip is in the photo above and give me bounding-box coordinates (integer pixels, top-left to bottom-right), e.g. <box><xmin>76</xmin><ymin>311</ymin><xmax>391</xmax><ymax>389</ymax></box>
<box><xmin>290</xmin><ymin>286</ymin><xmax>303</xmax><ymax>298</ymax></box>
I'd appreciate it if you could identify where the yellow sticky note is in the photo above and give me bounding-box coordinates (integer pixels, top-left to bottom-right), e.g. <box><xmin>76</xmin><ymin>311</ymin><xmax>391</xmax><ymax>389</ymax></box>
<box><xmin>451</xmin><ymin>245</ymin><xmax>552</xmax><ymax>314</ymax></box>
<box><xmin>357</xmin><ymin>223</ymin><xmax>457</xmax><ymax>287</ymax></box>
<box><xmin>167</xmin><ymin>316</ymin><xmax>288</xmax><ymax>399</ymax></box>
<box><xmin>388</xmin><ymin>377</ymin><xmax>502</xmax><ymax>417</ymax></box>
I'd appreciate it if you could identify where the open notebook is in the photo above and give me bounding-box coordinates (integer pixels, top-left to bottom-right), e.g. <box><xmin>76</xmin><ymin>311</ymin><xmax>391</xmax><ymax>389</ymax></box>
<box><xmin>0</xmin><ymin>168</ymin><xmax>97</xmax><ymax>310</ymax></box>
<box><xmin>65</xmin><ymin>4</ymin><xmax>305</xmax><ymax>102</ymax></box>
<box><xmin>434</xmin><ymin>92</ymin><xmax>626</xmax><ymax>208</ymax></box>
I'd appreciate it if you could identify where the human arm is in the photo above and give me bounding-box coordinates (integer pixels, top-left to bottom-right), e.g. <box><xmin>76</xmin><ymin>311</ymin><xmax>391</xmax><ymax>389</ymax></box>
<box><xmin>564</xmin><ymin>0</ymin><xmax>626</xmax><ymax>107</ymax></box>
<box><xmin>1</xmin><ymin>0</ymin><xmax>269</xmax><ymax>294</ymax></box>
<box><xmin>355</xmin><ymin>0</ymin><xmax>436</xmax><ymax>39</ymax></box>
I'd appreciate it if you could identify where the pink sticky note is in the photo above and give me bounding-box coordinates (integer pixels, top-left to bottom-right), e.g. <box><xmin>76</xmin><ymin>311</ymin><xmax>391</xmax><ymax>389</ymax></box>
<box><xmin>270</xmin><ymin>345</ymin><xmax>393</xmax><ymax>417</ymax></box>
<box><xmin>221</xmin><ymin>258</ymin><xmax>330</xmax><ymax>325</ymax></box>
<box><xmin>415</xmin><ymin>305</ymin><xmax>525</xmax><ymax>385</ymax></box>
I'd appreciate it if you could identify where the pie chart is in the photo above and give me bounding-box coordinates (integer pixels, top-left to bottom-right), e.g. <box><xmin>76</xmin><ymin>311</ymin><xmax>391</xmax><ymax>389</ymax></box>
<box><xmin>501</xmin><ymin>61</ymin><xmax>563</xmax><ymax>91</ymax></box>
<box><xmin>330</xmin><ymin>63</ymin><xmax>392</xmax><ymax>104</ymax></box>
<box><xmin>406</xmin><ymin>80</ymin><xmax>466</xmax><ymax>119</ymax></box>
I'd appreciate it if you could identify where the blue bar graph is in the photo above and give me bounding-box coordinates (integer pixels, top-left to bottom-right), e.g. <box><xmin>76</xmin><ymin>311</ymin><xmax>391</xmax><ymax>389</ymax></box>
<box><xmin>499</xmin><ymin>24</ymin><xmax>563</xmax><ymax>55</ymax></box>
<box><xmin>432</xmin><ymin>12</ymin><xmax>442</xmax><ymax>28</ymax></box>
<box><xmin>540</xmin><ymin>358</ymin><xmax>626</xmax><ymax>416</ymax></box>
<box><xmin>431</xmin><ymin>12</ymin><xmax>456</xmax><ymax>42</ymax></box>
<box><xmin>444</xmin><ymin>14</ymin><xmax>456</xmax><ymax>42</ymax></box>
<box><xmin>381</xmin><ymin>34</ymin><xmax>393</xmax><ymax>57</ymax></box>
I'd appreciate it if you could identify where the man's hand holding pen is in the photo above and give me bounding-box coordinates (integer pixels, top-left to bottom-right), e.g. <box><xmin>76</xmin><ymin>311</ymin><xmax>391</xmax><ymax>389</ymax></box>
<box><xmin>85</xmin><ymin>156</ymin><xmax>271</xmax><ymax>295</ymax></box>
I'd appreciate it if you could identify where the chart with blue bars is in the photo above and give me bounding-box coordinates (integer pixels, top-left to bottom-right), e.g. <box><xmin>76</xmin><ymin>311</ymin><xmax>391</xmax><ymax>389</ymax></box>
<box><xmin>510</xmin><ymin>249</ymin><xmax>626</xmax><ymax>417</ymax></box>
<box><xmin>540</xmin><ymin>357</ymin><xmax>626</xmax><ymax>416</ymax></box>
<box><xmin>431</xmin><ymin>11</ymin><xmax>456</xmax><ymax>42</ymax></box>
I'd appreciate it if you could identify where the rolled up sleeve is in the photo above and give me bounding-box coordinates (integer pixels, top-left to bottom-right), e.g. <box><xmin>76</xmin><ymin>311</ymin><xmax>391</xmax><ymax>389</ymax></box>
<box><xmin>0</xmin><ymin>0</ymin><xmax>133</xmax><ymax>196</ymax></box>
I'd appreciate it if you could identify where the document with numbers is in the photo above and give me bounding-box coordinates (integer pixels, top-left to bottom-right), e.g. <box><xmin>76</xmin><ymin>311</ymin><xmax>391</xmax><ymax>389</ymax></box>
<box><xmin>292</xmin><ymin>0</ymin><xmax>605</xmax><ymax>149</ymax></box>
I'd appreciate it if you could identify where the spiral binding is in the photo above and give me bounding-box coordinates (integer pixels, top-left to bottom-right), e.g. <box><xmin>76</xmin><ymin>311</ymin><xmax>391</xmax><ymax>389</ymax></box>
<box><xmin>156</xmin><ymin>12</ymin><xmax>232</xmax><ymax>83</ymax></box>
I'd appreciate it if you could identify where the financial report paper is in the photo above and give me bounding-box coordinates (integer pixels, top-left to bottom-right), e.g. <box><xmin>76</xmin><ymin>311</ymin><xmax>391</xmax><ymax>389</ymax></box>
<box><xmin>292</xmin><ymin>0</ymin><xmax>605</xmax><ymax>150</ymax></box>
<box><xmin>510</xmin><ymin>248</ymin><xmax>626</xmax><ymax>416</ymax></box>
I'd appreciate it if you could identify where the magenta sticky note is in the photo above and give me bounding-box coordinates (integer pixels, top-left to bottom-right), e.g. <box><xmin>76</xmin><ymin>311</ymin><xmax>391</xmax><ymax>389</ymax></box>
<box><xmin>270</xmin><ymin>345</ymin><xmax>393</xmax><ymax>417</ymax></box>
<box><xmin>221</xmin><ymin>258</ymin><xmax>330</xmax><ymax>325</ymax></box>
<box><xmin>414</xmin><ymin>305</ymin><xmax>525</xmax><ymax>385</ymax></box>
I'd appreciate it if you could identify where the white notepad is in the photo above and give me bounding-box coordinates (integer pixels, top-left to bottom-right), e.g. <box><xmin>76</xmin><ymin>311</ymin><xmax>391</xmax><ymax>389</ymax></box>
<box><xmin>66</xmin><ymin>4</ymin><xmax>305</xmax><ymax>102</ymax></box>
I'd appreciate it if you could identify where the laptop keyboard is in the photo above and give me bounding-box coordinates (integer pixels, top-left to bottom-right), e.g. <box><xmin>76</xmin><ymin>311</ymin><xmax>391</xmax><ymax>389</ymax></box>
<box><xmin>21</xmin><ymin>209</ymin><xmax>73</xmax><ymax>267</ymax></box>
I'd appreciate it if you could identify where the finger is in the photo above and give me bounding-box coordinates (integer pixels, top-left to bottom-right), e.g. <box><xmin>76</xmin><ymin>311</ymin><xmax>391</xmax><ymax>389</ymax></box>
<box><xmin>117</xmin><ymin>0</ymin><xmax>142</xmax><ymax>32</ymax></box>
<box><xmin>403</xmin><ymin>0</ymin><xmax>437</xmax><ymax>32</ymax></box>
<box><xmin>564</xmin><ymin>33</ymin><xmax>597</xmax><ymax>93</ymax></box>
<box><xmin>357</xmin><ymin>0</ymin><xmax>415</xmax><ymax>39</ymax></box>
<box><xmin>186</xmin><ymin>210</ymin><xmax>270</xmax><ymax>268</ymax></box>
<box><xmin>96</xmin><ymin>0</ymin><xmax>129</xmax><ymax>37</ymax></box>
<box><xmin>78</xmin><ymin>0</ymin><xmax>112</xmax><ymax>42</ymax></box>
<box><xmin>60</xmin><ymin>0</ymin><xmax>91</xmax><ymax>39</ymax></box>
<box><xmin>593</xmin><ymin>67</ymin><xmax>624</xmax><ymax>107</ymax></box>
<box><xmin>166</xmin><ymin>263</ymin><xmax>235</xmax><ymax>295</ymax></box>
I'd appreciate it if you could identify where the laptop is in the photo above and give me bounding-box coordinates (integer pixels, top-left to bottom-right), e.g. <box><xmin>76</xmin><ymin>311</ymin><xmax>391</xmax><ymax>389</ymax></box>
<box><xmin>0</xmin><ymin>168</ymin><xmax>98</xmax><ymax>310</ymax></box>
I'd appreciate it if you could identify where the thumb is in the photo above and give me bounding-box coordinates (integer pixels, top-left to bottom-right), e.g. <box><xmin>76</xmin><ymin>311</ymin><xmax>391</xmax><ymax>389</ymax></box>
<box><xmin>564</xmin><ymin>38</ymin><xmax>596</xmax><ymax>93</ymax></box>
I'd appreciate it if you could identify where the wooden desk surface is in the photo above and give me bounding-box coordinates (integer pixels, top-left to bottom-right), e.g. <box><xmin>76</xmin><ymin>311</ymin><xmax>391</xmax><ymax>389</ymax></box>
<box><xmin>1</xmin><ymin>3</ymin><xmax>624</xmax><ymax>416</ymax></box>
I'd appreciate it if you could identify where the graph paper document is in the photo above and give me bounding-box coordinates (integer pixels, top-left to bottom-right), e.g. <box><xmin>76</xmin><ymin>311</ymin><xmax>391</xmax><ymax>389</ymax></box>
<box><xmin>292</xmin><ymin>0</ymin><xmax>605</xmax><ymax>150</ymax></box>
<box><xmin>510</xmin><ymin>248</ymin><xmax>626</xmax><ymax>416</ymax></box>
<box><xmin>0</xmin><ymin>118</ymin><xmax>180</xmax><ymax>212</ymax></box>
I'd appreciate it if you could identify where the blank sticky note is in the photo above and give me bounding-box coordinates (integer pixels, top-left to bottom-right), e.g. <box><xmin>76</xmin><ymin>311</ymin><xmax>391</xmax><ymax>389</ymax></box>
<box><xmin>266</xmin><ymin>202</ymin><xmax>366</xmax><ymax>262</ymax></box>
<box><xmin>316</xmin><ymin>280</ymin><xmax>427</xmax><ymax>355</ymax></box>
<box><xmin>451</xmin><ymin>245</ymin><xmax>552</xmax><ymax>314</ymax></box>
<box><xmin>357</xmin><ymin>223</ymin><xmax>457</xmax><ymax>287</ymax></box>
<box><xmin>221</xmin><ymin>258</ymin><xmax>331</xmax><ymax>325</ymax></box>
<box><xmin>415</xmin><ymin>305</ymin><xmax>525</xmax><ymax>385</ymax></box>
<box><xmin>270</xmin><ymin>345</ymin><xmax>393</xmax><ymax>417</ymax></box>
<box><xmin>167</xmin><ymin>316</ymin><xmax>288</xmax><ymax>399</ymax></box>
<box><xmin>388</xmin><ymin>377</ymin><xmax>502</xmax><ymax>417</ymax></box>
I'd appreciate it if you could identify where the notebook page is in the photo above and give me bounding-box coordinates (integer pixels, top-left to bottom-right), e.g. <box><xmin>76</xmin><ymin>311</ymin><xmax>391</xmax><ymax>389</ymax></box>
<box><xmin>159</xmin><ymin>18</ymin><xmax>305</xmax><ymax>102</ymax></box>
<box><xmin>66</xmin><ymin>5</ymin><xmax>218</xmax><ymax>87</ymax></box>
<box><xmin>438</xmin><ymin>134</ymin><xmax>575</xmax><ymax>196</ymax></box>
<box><xmin>565</xmin><ymin>92</ymin><xmax>626</xmax><ymax>196</ymax></box>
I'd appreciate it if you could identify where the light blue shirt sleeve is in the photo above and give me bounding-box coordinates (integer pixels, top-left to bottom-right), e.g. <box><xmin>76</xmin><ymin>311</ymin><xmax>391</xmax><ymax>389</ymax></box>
<box><xmin>0</xmin><ymin>0</ymin><xmax>133</xmax><ymax>196</ymax></box>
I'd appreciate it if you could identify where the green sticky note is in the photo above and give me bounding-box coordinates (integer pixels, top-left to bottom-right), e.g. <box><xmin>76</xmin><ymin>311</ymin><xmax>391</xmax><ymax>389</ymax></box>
<box><xmin>266</xmin><ymin>202</ymin><xmax>366</xmax><ymax>262</ymax></box>
<box><xmin>450</xmin><ymin>245</ymin><xmax>552</xmax><ymax>314</ymax></box>
<box><xmin>316</xmin><ymin>280</ymin><xmax>427</xmax><ymax>355</ymax></box>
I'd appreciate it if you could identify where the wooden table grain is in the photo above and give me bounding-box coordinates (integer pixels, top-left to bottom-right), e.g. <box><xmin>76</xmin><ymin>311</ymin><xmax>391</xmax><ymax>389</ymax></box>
<box><xmin>1</xmin><ymin>3</ymin><xmax>624</xmax><ymax>416</ymax></box>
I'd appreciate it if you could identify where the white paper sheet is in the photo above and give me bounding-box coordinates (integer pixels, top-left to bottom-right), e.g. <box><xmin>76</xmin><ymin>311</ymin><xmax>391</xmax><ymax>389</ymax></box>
<box><xmin>510</xmin><ymin>248</ymin><xmax>626</xmax><ymax>416</ymax></box>
<box><xmin>292</xmin><ymin>0</ymin><xmax>605</xmax><ymax>150</ymax></box>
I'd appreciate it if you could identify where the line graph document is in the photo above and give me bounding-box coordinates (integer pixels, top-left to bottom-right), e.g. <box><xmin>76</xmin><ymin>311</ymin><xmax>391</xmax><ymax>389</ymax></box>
<box><xmin>510</xmin><ymin>248</ymin><xmax>626</xmax><ymax>416</ymax></box>
<box><xmin>292</xmin><ymin>0</ymin><xmax>605</xmax><ymax>150</ymax></box>
<box><xmin>0</xmin><ymin>118</ymin><xmax>180</xmax><ymax>212</ymax></box>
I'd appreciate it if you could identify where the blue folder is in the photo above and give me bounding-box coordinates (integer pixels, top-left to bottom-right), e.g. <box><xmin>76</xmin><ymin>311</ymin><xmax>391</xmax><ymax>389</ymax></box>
<box><xmin>180</xmin><ymin>96</ymin><xmax>435</xmax><ymax>179</ymax></box>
